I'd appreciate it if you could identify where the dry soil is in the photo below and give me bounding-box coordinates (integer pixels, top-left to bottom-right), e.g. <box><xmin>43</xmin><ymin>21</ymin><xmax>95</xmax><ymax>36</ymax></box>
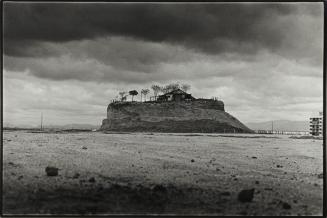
<box><xmin>2</xmin><ymin>130</ymin><xmax>323</xmax><ymax>215</ymax></box>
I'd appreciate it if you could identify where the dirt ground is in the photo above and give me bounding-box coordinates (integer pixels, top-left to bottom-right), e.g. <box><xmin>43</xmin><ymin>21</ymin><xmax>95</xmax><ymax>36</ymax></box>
<box><xmin>2</xmin><ymin>130</ymin><xmax>324</xmax><ymax>215</ymax></box>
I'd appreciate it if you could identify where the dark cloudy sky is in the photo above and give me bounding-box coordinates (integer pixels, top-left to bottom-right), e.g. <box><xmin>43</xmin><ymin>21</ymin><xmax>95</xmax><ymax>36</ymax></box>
<box><xmin>3</xmin><ymin>2</ymin><xmax>323</xmax><ymax>126</ymax></box>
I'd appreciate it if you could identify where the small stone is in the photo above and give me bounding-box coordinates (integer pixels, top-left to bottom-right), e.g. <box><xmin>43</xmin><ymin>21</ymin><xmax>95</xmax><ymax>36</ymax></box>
<box><xmin>221</xmin><ymin>191</ymin><xmax>230</xmax><ymax>196</ymax></box>
<box><xmin>18</xmin><ymin>175</ymin><xmax>23</xmax><ymax>180</ymax></box>
<box><xmin>255</xmin><ymin>181</ymin><xmax>259</xmax><ymax>184</ymax></box>
<box><xmin>318</xmin><ymin>173</ymin><xmax>323</xmax><ymax>179</ymax></box>
<box><xmin>238</xmin><ymin>188</ymin><xmax>255</xmax><ymax>202</ymax></box>
<box><xmin>282</xmin><ymin>202</ymin><xmax>292</xmax><ymax>210</ymax></box>
<box><xmin>152</xmin><ymin>184</ymin><xmax>167</xmax><ymax>193</ymax></box>
<box><xmin>276</xmin><ymin>165</ymin><xmax>283</xmax><ymax>168</ymax></box>
<box><xmin>82</xmin><ymin>146</ymin><xmax>87</xmax><ymax>150</ymax></box>
<box><xmin>73</xmin><ymin>173</ymin><xmax>80</xmax><ymax>179</ymax></box>
<box><xmin>89</xmin><ymin>177</ymin><xmax>96</xmax><ymax>183</ymax></box>
<box><xmin>45</xmin><ymin>166</ymin><xmax>58</xmax><ymax>176</ymax></box>
<box><xmin>252</xmin><ymin>156</ymin><xmax>257</xmax><ymax>159</ymax></box>
<box><xmin>191</xmin><ymin>159</ymin><xmax>195</xmax><ymax>163</ymax></box>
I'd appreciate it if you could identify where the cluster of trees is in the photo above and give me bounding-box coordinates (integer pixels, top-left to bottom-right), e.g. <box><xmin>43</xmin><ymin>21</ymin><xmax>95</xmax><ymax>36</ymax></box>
<box><xmin>151</xmin><ymin>83</ymin><xmax>191</xmax><ymax>100</ymax></box>
<box><xmin>116</xmin><ymin>82</ymin><xmax>191</xmax><ymax>102</ymax></box>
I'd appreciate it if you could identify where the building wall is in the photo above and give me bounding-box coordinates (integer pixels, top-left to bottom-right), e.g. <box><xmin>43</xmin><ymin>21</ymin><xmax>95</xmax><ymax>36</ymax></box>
<box><xmin>309</xmin><ymin>113</ymin><xmax>323</xmax><ymax>136</ymax></box>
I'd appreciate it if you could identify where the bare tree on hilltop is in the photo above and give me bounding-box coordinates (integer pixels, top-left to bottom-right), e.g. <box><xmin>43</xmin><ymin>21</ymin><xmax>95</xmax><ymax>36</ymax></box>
<box><xmin>129</xmin><ymin>90</ymin><xmax>138</xmax><ymax>102</ymax></box>
<box><xmin>151</xmin><ymin>85</ymin><xmax>161</xmax><ymax>100</ymax></box>
<box><xmin>141</xmin><ymin>89</ymin><xmax>150</xmax><ymax>102</ymax></box>
<box><xmin>119</xmin><ymin>91</ymin><xmax>127</xmax><ymax>101</ymax></box>
<box><xmin>161</xmin><ymin>83</ymin><xmax>181</xmax><ymax>94</ymax></box>
<box><xmin>161</xmin><ymin>86</ymin><xmax>170</xmax><ymax>94</ymax></box>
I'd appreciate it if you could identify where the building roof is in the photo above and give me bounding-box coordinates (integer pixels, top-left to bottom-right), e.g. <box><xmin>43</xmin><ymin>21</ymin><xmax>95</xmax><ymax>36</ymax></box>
<box><xmin>163</xmin><ymin>88</ymin><xmax>189</xmax><ymax>96</ymax></box>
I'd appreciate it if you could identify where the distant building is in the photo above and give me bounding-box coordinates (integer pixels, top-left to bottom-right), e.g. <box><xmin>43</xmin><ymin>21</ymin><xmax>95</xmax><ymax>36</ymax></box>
<box><xmin>157</xmin><ymin>89</ymin><xmax>195</xmax><ymax>102</ymax></box>
<box><xmin>310</xmin><ymin>112</ymin><xmax>323</xmax><ymax>136</ymax></box>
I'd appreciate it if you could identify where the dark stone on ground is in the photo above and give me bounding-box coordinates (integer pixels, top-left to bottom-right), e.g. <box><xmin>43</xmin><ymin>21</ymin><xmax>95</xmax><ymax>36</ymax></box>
<box><xmin>45</xmin><ymin>166</ymin><xmax>59</xmax><ymax>176</ymax></box>
<box><xmin>255</xmin><ymin>181</ymin><xmax>259</xmax><ymax>184</ymax></box>
<box><xmin>276</xmin><ymin>165</ymin><xmax>283</xmax><ymax>168</ymax></box>
<box><xmin>221</xmin><ymin>191</ymin><xmax>230</xmax><ymax>196</ymax></box>
<box><xmin>73</xmin><ymin>173</ymin><xmax>80</xmax><ymax>179</ymax></box>
<box><xmin>252</xmin><ymin>156</ymin><xmax>257</xmax><ymax>159</ymax></box>
<box><xmin>191</xmin><ymin>159</ymin><xmax>195</xmax><ymax>163</ymax></box>
<box><xmin>82</xmin><ymin>146</ymin><xmax>87</xmax><ymax>150</ymax></box>
<box><xmin>282</xmin><ymin>202</ymin><xmax>292</xmax><ymax>210</ymax></box>
<box><xmin>238</xmin><ymin>188</ymin><xmax>255</xmax><ymax>202</ymax></box>
<box><xmin>89</xmin><ymin>177</ymin><xmax>96</xmax><ymax>183</ymax></box>
<box><xmin>318</xmin><ymin>173</ymin><xmax>323</xmax><ymax>179</ymax></box>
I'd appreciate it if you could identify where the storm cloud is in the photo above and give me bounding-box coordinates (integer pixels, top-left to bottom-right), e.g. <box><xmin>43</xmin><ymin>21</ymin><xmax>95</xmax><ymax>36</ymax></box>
<box><xmin>3</xmin><ymin>2</ymin><xmax>323</xmax><ymax>126</ymax></box>
<box><xmin>4</xmin><ymin>3</ymin><xmax>322</xmax><ymax>57</ymax></box>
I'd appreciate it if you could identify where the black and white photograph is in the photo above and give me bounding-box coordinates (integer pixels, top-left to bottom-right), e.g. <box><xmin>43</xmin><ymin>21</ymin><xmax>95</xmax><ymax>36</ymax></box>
<box><xmin>2</xmin><ymin>1</ymin><xmax>325</xmax><ymax>216</ymax></box>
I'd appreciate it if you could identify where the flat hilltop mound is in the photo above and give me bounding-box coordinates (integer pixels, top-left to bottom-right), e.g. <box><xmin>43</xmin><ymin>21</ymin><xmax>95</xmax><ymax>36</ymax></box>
<box><xmin>100</xmin><ymin>100</ymin><xmax>253</xmax><ymax>133</ymax></box>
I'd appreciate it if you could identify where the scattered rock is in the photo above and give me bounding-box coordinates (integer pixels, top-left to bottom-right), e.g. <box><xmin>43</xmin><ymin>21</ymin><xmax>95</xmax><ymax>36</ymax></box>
<box><xmin>45</xmin><ymin>166</ymin><xmax>59</xmax><ymax>176</ymax></box>
<box><xmin>73</xmin><ymin>173</ymin><xmax>80</xmax><ymax>179</ymax></box>
<box><xmin>238</xmin><ymin>188</ymin><xmax>254</xmax><ymax>202</ymax></box>
<box><xmin>252</xmin><ymin>156</ymin><xmax>257</xmax><ymax>159</ymax></box>
<box><xmin>152</xmin><ymin>184</ymin><xmax>167</xmax><ymax>194</ymax></box>
<box><xmin>221</xmin><ymin>191</ymin><xmax>230</xmax><ymax>196</ymax></box>
<box><xmin>293</xmin><ymin>200</ymin><xmax>297</xmax><ymax>203</ymax></box>
<box><xmin>18</xmin><ymin>175</ymin><xmax>23</xmax><ymax>180</ymax></box>
<box><xmin>216</xmin><ymin>168</ymin><xmax>220</xmax><ymax>171</ymax></box>
<box><xmin>255</xmin><ymin>181</ymin><xmax>259</xmax><ymax>185</ymax></box>
<box><xmin>282</xmin><ymin>202</ymin><xmax>292</xmax><ymax>210</ymax></box>
<box><xmin>97</xmin><ymin>185</ymin><xmax>104</xmax><ymax>192</ymax></box>
<box><xmin>276</xmin><ymin>165</ymin><xmax>283</xmax><ymax>168</ymax></box>
<box><xmin>82</xmin><ymin>146</ymin><xmax>87</xmax><ymax>150</ymax></box>
<box><xmin>89</xmin><ymin>177</ymin><xmax>96</xmax><ymax>183</ymax></box>
<box><xmin>191</xmin><ymin>159</ymin><xmax>195</xmax><ymax>163</ymax></box>
<box><xmin>318</xmin><ymin>173</ymin><xmax>323</xmax><ymax>179</ymax></box>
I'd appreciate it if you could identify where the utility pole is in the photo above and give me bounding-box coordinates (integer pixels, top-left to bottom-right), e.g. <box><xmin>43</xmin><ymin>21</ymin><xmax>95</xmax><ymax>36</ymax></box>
<box><xmin>40</xmin><ymin>112</ymin><xmax>43</xmax><ymax>131</ymax></box>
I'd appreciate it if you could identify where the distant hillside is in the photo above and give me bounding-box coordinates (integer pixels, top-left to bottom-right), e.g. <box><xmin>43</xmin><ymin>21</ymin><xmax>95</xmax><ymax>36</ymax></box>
<box><xmin>45</xmin><ymin>124</ymin><xmax>100</xmax><ymax>130</ymax></box>
<box><xmin>3</xmin><ymin>123</ymin><xmax>100</xmax><ymax>130</ymax></box>
<box><xmin>246</xmin><ymin>120</ymin><xmax>309</xmax><ymax>132</ymax></box>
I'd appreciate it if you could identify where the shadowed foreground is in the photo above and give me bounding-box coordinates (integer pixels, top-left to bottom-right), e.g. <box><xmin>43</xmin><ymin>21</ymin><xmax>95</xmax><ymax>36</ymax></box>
<box><xmin>3</xmin><ymin>131</ymin><xmax>323</xmax><ymax>215</ymax></box>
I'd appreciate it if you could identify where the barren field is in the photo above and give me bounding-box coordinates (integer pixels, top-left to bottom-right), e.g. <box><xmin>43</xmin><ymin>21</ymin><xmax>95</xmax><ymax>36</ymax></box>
<box><xmin>2</xmin><ymin>130</ymin><xmax>323</xmax><ymax>215</ymax></box>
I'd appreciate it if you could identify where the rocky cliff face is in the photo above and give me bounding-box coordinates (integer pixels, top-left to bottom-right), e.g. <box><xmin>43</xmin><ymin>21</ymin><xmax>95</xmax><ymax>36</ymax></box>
<box><xmin>100</xmin><ymin>100</ymin><xmax>253</xmax><ymax>133</ymax></box>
